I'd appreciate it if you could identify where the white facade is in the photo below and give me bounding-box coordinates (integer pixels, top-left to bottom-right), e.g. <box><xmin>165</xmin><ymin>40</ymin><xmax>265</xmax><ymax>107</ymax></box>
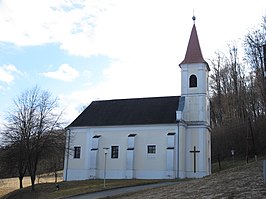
<box><xmin>64</xmin><ymin>124</ymin><xmax>180</xmax><ymax>180</ymax></box>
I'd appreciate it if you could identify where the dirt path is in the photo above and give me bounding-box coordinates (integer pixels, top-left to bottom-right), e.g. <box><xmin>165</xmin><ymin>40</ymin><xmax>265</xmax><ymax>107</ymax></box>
<box><xmin>116</xmin><ymin>161</ymin><xmax>266</xmax><ymax>198</ymax></box>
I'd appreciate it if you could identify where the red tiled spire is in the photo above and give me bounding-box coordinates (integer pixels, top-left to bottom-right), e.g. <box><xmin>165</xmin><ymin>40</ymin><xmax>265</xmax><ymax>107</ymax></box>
<box><xmin>180</xmin><ymin>22</ymin><xmax>209</xmax><ymax>70</ymax></box>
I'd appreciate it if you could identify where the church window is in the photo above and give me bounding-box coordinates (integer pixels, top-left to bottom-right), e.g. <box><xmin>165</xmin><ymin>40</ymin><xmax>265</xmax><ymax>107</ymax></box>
<box><xmin>74</xmin><ymin>146</ymin><xmax>81</xmax><ymax>158</ymax></box>
<box><xmin>189</xmin><ymin>74</ymin><xmax>197</xmax><ymax>87</ymax></box>
<box><xmin>147</xmin><ymin>145</ymin><xmax>156</xmax><ymax>154</ymax></box>
<box><xmin>111</xmin><ymin>146</ymin><xmax>119</xmax><ymax>159</ymax></box>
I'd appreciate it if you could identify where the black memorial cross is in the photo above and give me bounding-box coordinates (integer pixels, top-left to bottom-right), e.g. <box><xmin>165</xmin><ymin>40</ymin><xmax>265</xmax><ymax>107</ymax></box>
<box><xmin>189</xmin><ymin>146</ymin><xmax>200</xmax><ymax>173</ymax></box>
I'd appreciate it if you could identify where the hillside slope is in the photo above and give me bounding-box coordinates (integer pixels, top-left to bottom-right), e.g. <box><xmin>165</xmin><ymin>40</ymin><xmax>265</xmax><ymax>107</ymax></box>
<box><xmin>117</xmin><ymin>160</ymin><xmax>266</xmax><ymax>198</ymax></box>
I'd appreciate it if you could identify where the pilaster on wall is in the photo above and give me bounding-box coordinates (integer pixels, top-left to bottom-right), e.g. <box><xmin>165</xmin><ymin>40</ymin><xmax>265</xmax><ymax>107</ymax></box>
<box><xmin>166</xmin><ymin>132</ymin><xmax>175</xmax><ymax>178</ymax></box>
<box><xmin>178</xmin><ymin>124</ymin><xmax>187</xmax><ymax>179</ymax></box>
<box><xmin>126</xmin><ymin>134</ymin><xmax>136</xmax><ymax>179</ymax></box>
<box><xmin>89</xmin><ymin>135</ymin><xmax>101</xmax><ymax>179</ymax></box>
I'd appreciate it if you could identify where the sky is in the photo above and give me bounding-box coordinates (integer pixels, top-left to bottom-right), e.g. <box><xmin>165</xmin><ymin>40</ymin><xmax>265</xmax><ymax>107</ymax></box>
<box><xmin>0</xmin><ymin>0</ymin><xmax>265</xmax><ymax>128</ymax></box>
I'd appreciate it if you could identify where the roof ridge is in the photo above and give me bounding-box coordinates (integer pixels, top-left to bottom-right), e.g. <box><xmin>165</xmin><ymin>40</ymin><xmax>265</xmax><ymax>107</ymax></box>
<box><xmin>93</xmin><ymin>95</ymin><xmax>180</xmax><ymax>102</ymax></box>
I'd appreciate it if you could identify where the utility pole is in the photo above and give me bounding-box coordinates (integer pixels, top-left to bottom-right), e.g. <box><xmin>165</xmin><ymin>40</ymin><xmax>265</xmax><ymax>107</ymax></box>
<box><xmin>263</xmin><ymin>44</ymin><xmax>266</xmax><ymax>78</ymax></box>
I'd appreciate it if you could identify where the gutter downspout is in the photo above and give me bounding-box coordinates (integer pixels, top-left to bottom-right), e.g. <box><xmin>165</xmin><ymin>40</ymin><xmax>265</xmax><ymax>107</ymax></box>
<box><xmin>65</xmin><ymin>129</ymin><xmax>70</xmax><ymax>181</ymax></box>
<box><xmin>177</xmin><ymin>121</ymin><xmax>180</xmax><ymax>179</ymax></box>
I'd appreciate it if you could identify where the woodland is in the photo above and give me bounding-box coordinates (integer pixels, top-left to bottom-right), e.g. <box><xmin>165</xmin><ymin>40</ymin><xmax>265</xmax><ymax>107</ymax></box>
<box><xmin>210</xmin><ymin>15</ymin><xmax>266</xmax><ymax>163</ymax></box>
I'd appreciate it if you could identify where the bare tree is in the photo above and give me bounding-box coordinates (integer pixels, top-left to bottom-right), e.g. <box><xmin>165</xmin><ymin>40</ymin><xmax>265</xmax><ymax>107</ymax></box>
<box><xmin>2</xmin><ymin>86</ymin><xmax>64</xmax><ymax>191</ymax></box>
<box><xmin>0</xmin><ymin>144</ymin><xmax>27</xmax><ymax>188</ymax></box>
<box><xmin>209</xmin><ymin>51</ymin><xmax>225</xmax><ymax>126</ymax></box>
<box><xmin>37</xmin><ymin>129</ymin><xmax>65</xmax><ymax>183</ymax></box>
<box><xmin>244</xmin><ymin>16</ymin><xmax>266</xmax><ymax>114</ymax></box>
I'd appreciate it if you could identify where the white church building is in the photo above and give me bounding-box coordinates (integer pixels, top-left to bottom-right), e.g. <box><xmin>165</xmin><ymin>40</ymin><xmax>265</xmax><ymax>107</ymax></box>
<box><xmin>63</xmin><ymin>19</ymin><xmax>211</xmax><ymax>181</ymax></box>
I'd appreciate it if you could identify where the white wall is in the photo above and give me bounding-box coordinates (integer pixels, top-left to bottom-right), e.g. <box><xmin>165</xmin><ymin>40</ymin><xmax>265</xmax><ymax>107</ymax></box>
<box><xmin>64</xmin><ymin>124</ymin><xmax>179</xmax><ymax>180</ymax></box>
<box><xmin>63</xmin><ymin>128</ymin><xmax>92</xmax><ymax>181</ymax></box>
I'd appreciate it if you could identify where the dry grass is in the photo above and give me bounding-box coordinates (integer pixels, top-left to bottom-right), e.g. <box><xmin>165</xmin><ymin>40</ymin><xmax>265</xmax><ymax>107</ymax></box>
<box><xmin>0</xmin><ymin>172</ymin><xmax>63</xmax><ymax>198</ymax></box>
<box><xmin>0</xmin><ymin>174</ymin><xmax>172</xmax><ymax>199</ymax></box>
<box><xmin>114</xmin><ymin>157</ymin><xmax>266</xmax><ymax>199</ymax></box>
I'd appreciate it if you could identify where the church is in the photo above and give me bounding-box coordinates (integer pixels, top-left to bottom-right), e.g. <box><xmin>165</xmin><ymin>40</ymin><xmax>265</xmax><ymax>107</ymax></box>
<box><xmin>63</xmin><ymin>18</ymin><xmax>211</xmax><ymax>181</ymax></box>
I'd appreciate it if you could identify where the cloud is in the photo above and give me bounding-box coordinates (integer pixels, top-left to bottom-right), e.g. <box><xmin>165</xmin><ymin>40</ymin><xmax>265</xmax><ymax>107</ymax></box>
<box><xmin>0</xmin><ymin>64</ymin><xmax>21</xmax><ymax>83</ymax></box>
<box><xmin>42</xmin><ymin>64</ymin><xmax>79</xmax><ymax>81</ymax></box>
<box><xmin>0</xmin><ymin>0</ymin><xmax>265</xmax><ymax>59</ymax></box>
<box><xmin>0</xmin><ymin>0</ymin><xmax>113</xmax><ymax>49</ymax></box>
<box><xmin>0</xmin><ymin>0</ymin><xmax>188</xmax><ymax>58</ymax></box>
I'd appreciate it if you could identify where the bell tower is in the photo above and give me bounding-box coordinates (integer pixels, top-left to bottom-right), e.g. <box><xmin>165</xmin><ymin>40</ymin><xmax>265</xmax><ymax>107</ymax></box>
<box><xmin>178</xmin><ymin>16</ymin><xmax>211</xmax><ymax>178</ymax></box>
<box><xmin>179</xmin><ymin>16</ymin><xmax>210</xmax><ymax>124</ymax></box>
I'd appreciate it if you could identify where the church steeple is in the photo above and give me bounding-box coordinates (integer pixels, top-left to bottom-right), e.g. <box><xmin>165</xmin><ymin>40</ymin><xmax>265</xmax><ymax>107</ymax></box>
<box><xmin>180</xmin><ymin>17</ymin><xmax>209</xmax><ymax>71</ymax></box>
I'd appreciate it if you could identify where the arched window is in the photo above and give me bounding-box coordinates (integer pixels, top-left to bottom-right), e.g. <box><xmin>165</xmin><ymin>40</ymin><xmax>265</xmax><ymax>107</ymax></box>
<box><xmin>189</xmin><ymin>74</ymin><xmax>197</xmax><ymax>88</ymax></box>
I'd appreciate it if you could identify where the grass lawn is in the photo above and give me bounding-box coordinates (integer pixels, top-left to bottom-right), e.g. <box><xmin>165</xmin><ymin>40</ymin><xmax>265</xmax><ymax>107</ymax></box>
<box><xmin>211</xmin><ymin>155</ymin><xmax>259</xmax><ymax>173</ymax></box>
<box><xmin>0</xmin><ymin>178</ymin><xmax>176</xmax><ymax>199</ymax></box>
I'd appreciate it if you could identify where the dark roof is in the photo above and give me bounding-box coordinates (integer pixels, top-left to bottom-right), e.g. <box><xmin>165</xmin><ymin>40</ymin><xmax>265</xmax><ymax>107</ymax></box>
<box><xmin>180</xmin><ymin>24</ymin><xmax>210</xmax><ymax>71</ymax></box>
<box><xmin>68</xmin><ymin>96</ymin><xmax>180</xmax><ymax>127</ymax></box>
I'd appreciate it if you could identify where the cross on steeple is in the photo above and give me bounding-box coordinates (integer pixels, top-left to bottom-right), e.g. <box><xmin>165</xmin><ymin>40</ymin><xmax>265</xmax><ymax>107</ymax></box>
<box><xmin>190</xmin><ymin>146</ymin><xmax>200</xmax><ymax>173</ymax></box>
<box><xmin>192</xmin><ymin>10</ymin><xmax>196</xmax><ymax>24</ymax></box>
<box><xmin>192</xmin><ymin>16</ymin><xmax>196</xmax><ymax>24</ymax></box>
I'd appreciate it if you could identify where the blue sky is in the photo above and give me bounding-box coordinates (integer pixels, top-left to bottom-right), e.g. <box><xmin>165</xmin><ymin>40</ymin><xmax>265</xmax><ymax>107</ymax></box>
<box><xmin>0</xmin><ymin>0</ymin><xmax>266</xmax><ymax>127</ymax></box>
